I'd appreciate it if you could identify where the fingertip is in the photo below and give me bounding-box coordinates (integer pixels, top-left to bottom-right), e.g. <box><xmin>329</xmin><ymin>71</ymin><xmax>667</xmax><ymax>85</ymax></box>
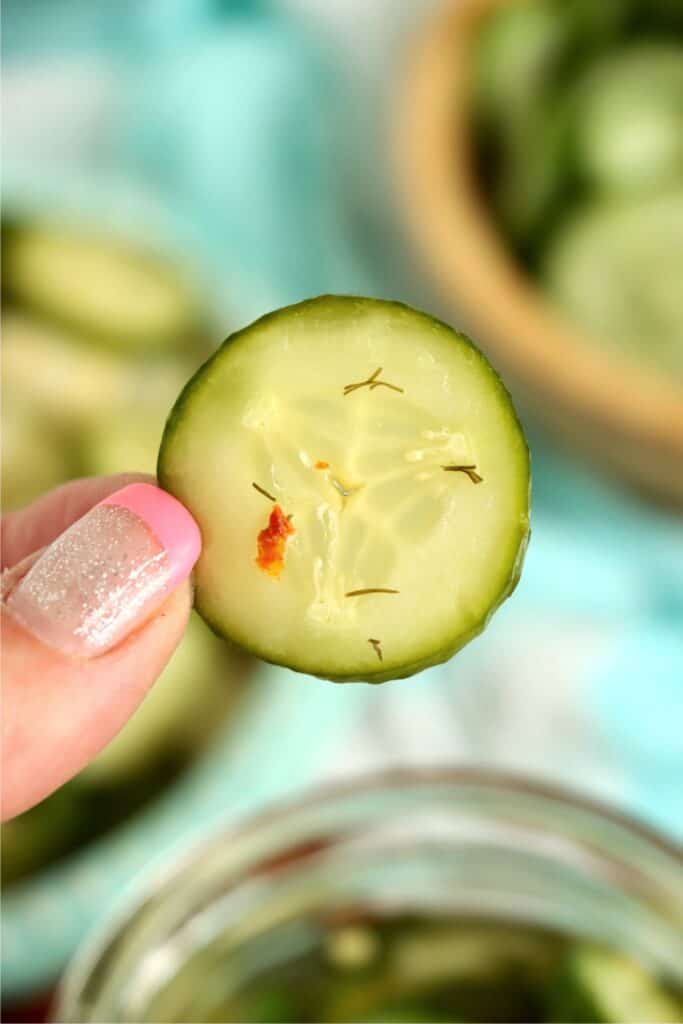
<box><xmin>101</xmin><ymin>483</ymin><xmax>202</xmax><ymax>590</ymax></box>
<box><xmin>1</xmin><ymin>581</ymin><xmax>194</xmax><ymax>820</ymax></box>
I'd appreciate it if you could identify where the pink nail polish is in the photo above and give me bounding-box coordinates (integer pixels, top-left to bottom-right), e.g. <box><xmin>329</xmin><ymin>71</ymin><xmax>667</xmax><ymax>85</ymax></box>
<box><xmin>5</xmin><ymin>484</ymin><xmax>201</xmax><ymax>658</ymax></box>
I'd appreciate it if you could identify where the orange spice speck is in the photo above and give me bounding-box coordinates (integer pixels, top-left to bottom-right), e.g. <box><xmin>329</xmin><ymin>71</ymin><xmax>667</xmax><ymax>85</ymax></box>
<box><xmin>256</xmin><ymin>504</ymin><xmax>295</xmax><ymax>578</ymax></box>
<box><xmin>314</xmin><ymin>460</ymin><xmax>329</xmax><ymax>469</ymax></box>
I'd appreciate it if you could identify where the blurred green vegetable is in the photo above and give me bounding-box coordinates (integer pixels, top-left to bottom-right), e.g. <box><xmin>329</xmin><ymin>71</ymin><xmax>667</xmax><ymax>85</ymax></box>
<box><xmin>547</xmin><ymin>944</ymin><xmax>683</xmax><ymax>1023</ymax></box>
<box><xmin>212</xmin><ymin>915</ymin><xmax>683</xmax><ymax>1023</ymax></box>
<box><xmin>1</xmin><ymin>397</ymin><xmax>75</xmax><ymax>509</ymax></box>
<box><xmin>1</xmin><ymin>217</ymin><xmax>251</xmax><ymax>887</ymax></box>
<box><xmin>474</xmin><ymin>0</ymin><xmax>571</xmax><ymax>128</ymax></box>
<box><xmin>472</xmin><ymin>0</ymin><xmax>683</xmax><ymax>375</ymax></box>
<box><xmin>2</xmin><ymin>311</ymin><xmax>135</xmax><ymax>433</ymax></box>
<box><xmin>3</xmin><ymin>222</ymin><xmax>205</xmax><ymax>354</ymax></box>
<box><xmin>572</xmin><ymin>44</ymin><xmax>683</xmax><ymax>196</ymax></box>
<box><xmin>543</xmin><ymin>190</ymin><xmax>683</xmax><ymax>377</ymax></box>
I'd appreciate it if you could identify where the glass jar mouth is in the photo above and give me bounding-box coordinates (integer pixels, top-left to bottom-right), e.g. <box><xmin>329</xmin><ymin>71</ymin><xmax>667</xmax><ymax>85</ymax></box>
<box><xmin>56</xmin><ymin>767</ymin><xmax>683</xmax><ymax>1023</ymax></box>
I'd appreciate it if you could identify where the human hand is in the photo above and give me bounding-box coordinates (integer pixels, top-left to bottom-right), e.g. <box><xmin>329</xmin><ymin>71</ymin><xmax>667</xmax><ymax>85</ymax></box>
<box><xmin>1</xmin><ymin>476</ymin><xmax>201</xmax><ymax>820</ymax></box>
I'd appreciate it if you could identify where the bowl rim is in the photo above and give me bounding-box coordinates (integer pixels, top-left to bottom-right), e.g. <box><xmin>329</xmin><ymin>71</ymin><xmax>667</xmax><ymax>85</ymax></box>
<box><xmin>395</xmin><ymin>0</ymin><xmax>683</xmax><ymax>460</ymax></box>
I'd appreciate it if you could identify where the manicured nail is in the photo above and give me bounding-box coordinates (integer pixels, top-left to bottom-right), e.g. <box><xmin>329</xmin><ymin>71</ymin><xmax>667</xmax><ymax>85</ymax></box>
<box><xmin>5</xmin><ymin>484</ymin><xmax>201</xmax><ymax>658</ymax></box>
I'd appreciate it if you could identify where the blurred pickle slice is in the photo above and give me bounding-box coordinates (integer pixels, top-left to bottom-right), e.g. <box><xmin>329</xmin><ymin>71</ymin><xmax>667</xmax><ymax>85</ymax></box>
<box><xmin>543</xmin><ymin>189</ymin><xmax>683</xmax><ymax>379</ymax></box>
<box><xmin>1</xmin><ymin>397</ymin><xmax>74</xmax><ymax>510</ymax></box>
<box><xmin>2</xmin><ymin>311</ymin><xmax>136</xmax><ymax>428</ymax></box>
<box><xmin>572</xmin><ymin>43</ymin><xmax>683</xmax><ymax>196</ymax></box>
<box><xmin>3</xmin><ymin>222</ymin><xmax>205</xmax><ymax>354</ymax></box>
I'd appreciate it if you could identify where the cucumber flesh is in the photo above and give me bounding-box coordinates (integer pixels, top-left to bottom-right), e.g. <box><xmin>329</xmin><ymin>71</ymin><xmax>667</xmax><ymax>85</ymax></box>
<box><xmin>3</xmin><ymin>223</ymin><xmax>201</xmax><ymax>353</ymax></box>
<box><xmin>159</xmin><ymin>296</ymin><xmax>529</xmax><ymax>682</ymax></box>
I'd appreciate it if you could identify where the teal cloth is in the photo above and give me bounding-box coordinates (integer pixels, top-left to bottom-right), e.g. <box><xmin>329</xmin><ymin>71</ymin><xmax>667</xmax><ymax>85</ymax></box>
<box><xmin>2</xmin><ymin>3</ymin><xmax>682</xmax><ymax>996</ymax></box>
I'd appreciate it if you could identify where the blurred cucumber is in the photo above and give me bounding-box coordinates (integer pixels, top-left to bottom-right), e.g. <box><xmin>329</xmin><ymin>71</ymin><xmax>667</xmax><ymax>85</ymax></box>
<box><xmin>2</xmin><ymin>222</ymin><xmax>204</xmax><ymax>354</ymax></box>
<box><xmin>1</xmin><ymin>398</ymin><xmax>74</xmax><ymax>510</ymax></box>
<box><xmin>81</xmin><ymin>613</ymin><xmax>245</xmax><ymax>785</ymax></box>
<box><xmin>492</xmin><ymin>106</ymin><xmax>569</xmax><ymax>249</ymax></box>
<box><xmin>473</xmin><ymin>1</ymin><xmax>578</xmax><ymax>248</ymax></box>
<box><xmin>547</xmin><ymin>944</ymin><xmax>683</xmax><ymax>1022</ymax></box>
<box><xmin>474</xmin><ymin>1</ymin><xmax>573</xmax><ymax>128</ymax></box>
<box><xmin>79</xmin><ymin>413</ymin><xmax>162</xmax><ymax>476</ymax></box>
<box><xmin>2</xmin><ymin>311</ymin><xmax>137</xmax><ymax>429</ymax></box>
<box><xmin>474</xmin><ymin>0</ymin><xmax>632</xmax><ymax>131</ymax></box>
<box><xmin>1</xmin><ymin>309</ymin><xmax>177</xmax><ymax>499</ymax></box>
<box><xmin>1</xmin><ymin>784</ymin><xmax>86</xmax><ymax>887</ymax></box>
<box><xmin>78</xmin><ymin>359</ymin><xmax>190</xmax><ymax>477</ymax></box>
<box><xmin>78</xmin><ymin>411</ymin><xmax>162</xmax><ymax>475</ymax></box>
<box><xmin>572</xmin><ymin>43</ymin><xmax>683</xmax><ymax>196</ymax></box>
<box><xmin>472</xmin><ymin>0</ymin><xmax>683</xmax><ymax>254</ymax></box>
<box><xmin>543</xmin><ymin>190</ymin><xmax>683</xmax><ymax>377</ymax></box>
<box><xmin>327</xmin><ymin>922</ymin><xmax>561</xmax><ymax>1022</ymax></box>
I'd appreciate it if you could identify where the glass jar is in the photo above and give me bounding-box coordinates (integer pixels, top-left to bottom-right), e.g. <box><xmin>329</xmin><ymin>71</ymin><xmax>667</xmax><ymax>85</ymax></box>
<box><xmin>56</xmin><ymin>769</ymin><xmax>683</xmax><ymax>1022</ymax></box>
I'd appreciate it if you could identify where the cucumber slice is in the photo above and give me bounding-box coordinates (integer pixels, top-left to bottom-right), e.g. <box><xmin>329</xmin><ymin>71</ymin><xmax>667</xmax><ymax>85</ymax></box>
<box><xmin>572</xmin><ymin>44</ymin><xmax>683</xmax><ymax>196</ymax></box>
<box><xmin>2</xmin><ymin>222</ymin><xmax>202</xmax><ymax>353</ymax></box>
<box><xmin>158</xmin><ymin>296</ymin><xmax>529</xmax><ymax>682</ymax></box>
<box><xmin>548</xmin><ymin>944</ymin><xmax>683</xmax><ymax>1023</ymax></box>
<box><xmin>543</xmin><ymin>190</ymin><xmax>683</xmax><ymax>378</ymax></box>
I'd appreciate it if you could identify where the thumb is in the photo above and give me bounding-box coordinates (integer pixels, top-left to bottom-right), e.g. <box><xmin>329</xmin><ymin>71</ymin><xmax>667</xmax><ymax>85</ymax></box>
<box><xmin>1</xmin><ymin>483</ymin><xmax>201</xmax><ymax>820</ymax></box>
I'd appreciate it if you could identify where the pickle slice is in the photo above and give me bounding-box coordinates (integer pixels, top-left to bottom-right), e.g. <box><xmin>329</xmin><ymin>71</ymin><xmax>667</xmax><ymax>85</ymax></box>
<box><xmin>3</xmin><ymin>222</ymin><xmax>202</xmax><ymax>353</ymax></box>
<box><xmin>158</xmin><ymin>296</ymin><xmax>530</xmax><ymax>682</ymax></box>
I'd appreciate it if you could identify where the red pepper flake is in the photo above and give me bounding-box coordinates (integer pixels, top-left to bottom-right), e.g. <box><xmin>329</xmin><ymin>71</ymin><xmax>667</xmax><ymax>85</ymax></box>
<box><xmin>314</xmin><ymin>460</ymin><xmax>329</xmax><ymax>469</ymax></box>
<box><xmin>256</xmin><ymin>504</ymin><xmax>296</xmax><ymax>578</ymax></box>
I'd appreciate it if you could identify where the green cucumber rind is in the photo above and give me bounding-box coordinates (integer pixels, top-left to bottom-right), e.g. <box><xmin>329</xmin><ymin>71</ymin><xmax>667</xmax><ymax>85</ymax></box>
<box><xmin>158</xmin><ymin>295</ymin><xmax>530</xmax><ymax>683</ymax></box>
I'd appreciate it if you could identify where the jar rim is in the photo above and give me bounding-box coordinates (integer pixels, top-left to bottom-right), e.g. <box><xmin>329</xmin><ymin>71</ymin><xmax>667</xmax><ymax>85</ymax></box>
<box><xmin>55</xmin><ymin>766</ymin><xmax>683</xmax><ymax>1022</ymax></box>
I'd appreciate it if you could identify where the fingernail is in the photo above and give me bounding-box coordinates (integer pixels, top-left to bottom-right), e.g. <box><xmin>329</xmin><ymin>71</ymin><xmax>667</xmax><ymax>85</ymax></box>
<box><xmin>5</xmin><ymin>484</ymin><xmax>201</xmax><ymax>658</ymax></box>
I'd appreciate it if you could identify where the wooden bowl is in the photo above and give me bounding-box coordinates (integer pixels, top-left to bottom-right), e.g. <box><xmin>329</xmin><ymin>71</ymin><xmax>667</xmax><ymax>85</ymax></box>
<box><xmin>396</xmin><ymin>0</ymin><xmax>683</xmax><ymax>506</ymax></box>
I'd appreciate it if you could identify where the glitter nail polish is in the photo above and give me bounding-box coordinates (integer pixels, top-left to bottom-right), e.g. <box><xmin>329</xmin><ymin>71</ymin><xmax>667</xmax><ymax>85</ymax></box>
<box><xmin>5</xmin><ymin>485</ymin><xmax>201</xmax><ymax>658</ymax></box>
